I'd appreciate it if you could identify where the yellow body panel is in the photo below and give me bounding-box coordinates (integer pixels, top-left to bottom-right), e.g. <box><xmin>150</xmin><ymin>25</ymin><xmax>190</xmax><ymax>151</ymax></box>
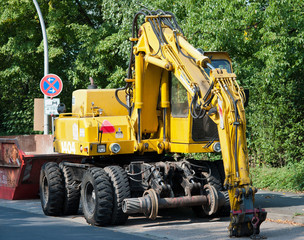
<box><xmin>170</xmin><ymin>117</ymin><xmax>190</xmax><ymax>143</ymax></box>
<box><xmin>72</xmin><ymin>89</ymin><xmax>128</xmax><ymax>117</ymax></box>
<box><xmin>54</xmin><ymin>115</ymin><xmax>134</xmax><ymax>155</ymax></box>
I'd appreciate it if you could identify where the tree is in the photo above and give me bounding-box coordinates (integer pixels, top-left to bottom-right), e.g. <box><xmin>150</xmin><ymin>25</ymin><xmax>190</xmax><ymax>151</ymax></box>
<box><xmin>0</xmin><ymin>0</ymin><xmax>43</xmax><ymax>134</ymax></box>
<box><xmin>1</xmin><ymin>0</ymin><xmax>303</xmax><ymax>166</ymax></box>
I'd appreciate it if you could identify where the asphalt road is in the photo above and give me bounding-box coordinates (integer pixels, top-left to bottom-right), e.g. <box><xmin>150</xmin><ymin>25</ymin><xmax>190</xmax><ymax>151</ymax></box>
<box><xmin>0</xmin><ymin>193</ymin><xmax>303</xmax><ymax>240</ymax></box>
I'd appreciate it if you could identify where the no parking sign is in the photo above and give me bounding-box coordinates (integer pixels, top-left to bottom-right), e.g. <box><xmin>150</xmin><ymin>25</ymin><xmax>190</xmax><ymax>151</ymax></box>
<box><xmin>40</xmin><ymin>74</ymin><xmax>63</xmax><ymax>97</ymax></box>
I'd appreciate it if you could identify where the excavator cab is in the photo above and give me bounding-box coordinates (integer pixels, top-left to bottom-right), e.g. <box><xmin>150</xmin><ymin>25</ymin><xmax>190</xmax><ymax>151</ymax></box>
<box><xmin>169</xmin><ymin>52</ymin><xmax>234</xmax><ymax>152</ymax></box>
<box><xmin>170</xmin><ymin>72</ymin><xmax>220</xmax><ymax>150</ymax></box>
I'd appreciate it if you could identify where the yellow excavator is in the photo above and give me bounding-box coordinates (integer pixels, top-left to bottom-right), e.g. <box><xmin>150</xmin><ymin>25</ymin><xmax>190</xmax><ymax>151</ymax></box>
<box><xmin>40</xmin><ymin>9</ymin><xmax>266</xmax><ymax>237</ymax></box>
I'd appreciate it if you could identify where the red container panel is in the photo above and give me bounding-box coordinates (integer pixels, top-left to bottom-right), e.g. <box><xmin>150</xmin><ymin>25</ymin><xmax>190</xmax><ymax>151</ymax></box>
<box><xmin>0</xmin><ymin>135</ymin><xmax>82</xmax><ymax>200</ymax></box>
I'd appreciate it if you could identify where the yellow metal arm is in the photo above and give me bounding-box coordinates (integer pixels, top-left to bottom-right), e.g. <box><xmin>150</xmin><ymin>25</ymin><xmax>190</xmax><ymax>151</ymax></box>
<box><xmin>208</xmin><ymin>69</ymin><xmax>250</xmax><ymax>196</ymax></box>
<box><xmin>133</xmin><ymin>17</ymin><xmax>212</xmax><ymax>99</ymax></box>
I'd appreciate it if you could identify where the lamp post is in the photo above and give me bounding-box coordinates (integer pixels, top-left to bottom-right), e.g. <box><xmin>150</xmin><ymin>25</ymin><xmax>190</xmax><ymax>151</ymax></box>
<box><xmin>33</xmin><ymin>0</ymin><xmax>49</xmax><ymax>135</ymax></box>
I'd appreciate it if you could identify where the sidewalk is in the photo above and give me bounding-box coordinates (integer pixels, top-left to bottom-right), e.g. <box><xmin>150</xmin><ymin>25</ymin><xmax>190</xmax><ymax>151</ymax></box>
<box><xmin>255</xmin><ymin>190</ymin><xmax>304</xmax><ymax>225</ymax></box>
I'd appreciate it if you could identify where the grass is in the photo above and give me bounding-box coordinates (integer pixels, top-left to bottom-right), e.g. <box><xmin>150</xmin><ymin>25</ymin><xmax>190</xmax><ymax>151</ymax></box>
<box><xmin>250</xmin><ymin>162</ymin><xmax>304</xmax><ymax>192</ymax></box>
<box><xmin>294</xmin><ymin>213</ymin><xmax>304</xmax><ymax>216</ymax></box>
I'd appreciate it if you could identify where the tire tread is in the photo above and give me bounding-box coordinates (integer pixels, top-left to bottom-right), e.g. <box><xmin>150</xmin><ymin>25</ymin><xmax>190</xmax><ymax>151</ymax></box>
<box><xmin>104</xmin><ymin>165</ymin><xmax>131</xmax><ymax>225</ymax></box>
<box><xmin>40</xmin><ymin>162</ymin><xmax>64</xmax><ymax>216</ymax></box>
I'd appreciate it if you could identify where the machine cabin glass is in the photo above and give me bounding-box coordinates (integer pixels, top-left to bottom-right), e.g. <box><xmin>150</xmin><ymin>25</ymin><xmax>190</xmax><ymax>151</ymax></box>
<box><xmin>204</xmin><ymin>59</ymin><xmax>232</xmax><ymax>76</ymax></box>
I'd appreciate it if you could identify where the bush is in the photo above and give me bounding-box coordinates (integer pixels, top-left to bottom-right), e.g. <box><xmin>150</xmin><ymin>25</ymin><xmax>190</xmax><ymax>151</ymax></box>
<box><xmin>250</xmin><ymin>163</ymin><xmax>304</xmax><ymax>192</ymax></box>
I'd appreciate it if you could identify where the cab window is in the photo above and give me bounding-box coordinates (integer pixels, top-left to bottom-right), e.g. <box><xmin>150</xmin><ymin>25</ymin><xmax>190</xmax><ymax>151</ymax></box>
<box><xmin>171</xmin><ymin>74</ymin><xmax>189</xmax><ymax>118</ymax></box>
<box><xmin>204</xmin><ymin>59</ymin><xmax>232</xmax><ymax>75</ymax></box>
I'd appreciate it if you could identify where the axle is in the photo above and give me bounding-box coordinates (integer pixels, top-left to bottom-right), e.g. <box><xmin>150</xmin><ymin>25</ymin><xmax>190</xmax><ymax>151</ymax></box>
<box><xmin>123</xmin><ymin>185</ymin><xmax>226</xmax><ymax>219</ymax></box>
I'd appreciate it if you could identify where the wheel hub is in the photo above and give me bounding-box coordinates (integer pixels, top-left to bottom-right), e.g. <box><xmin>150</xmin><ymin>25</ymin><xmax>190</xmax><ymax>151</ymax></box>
<box><xmin>85</xmin><ymin>183</ymin><xmax>96</xmax><ymax>214</ymax></box>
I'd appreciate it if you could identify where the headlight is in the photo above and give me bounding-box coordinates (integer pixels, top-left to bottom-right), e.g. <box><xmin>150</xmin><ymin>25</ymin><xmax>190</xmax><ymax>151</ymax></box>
<box><xmin>109</xmin><ymin>143</ymin><xmax>121</xmax><ymax>154</ymax></box>
<box><xmin>213</xmin><ymin>142</ymin><xmax>221</xmax><ymax>152</ymax></box>
<box><xmin>97</xmin><ymin>144</ymin><xmax>106</xmax><ymax>153</ymax></box>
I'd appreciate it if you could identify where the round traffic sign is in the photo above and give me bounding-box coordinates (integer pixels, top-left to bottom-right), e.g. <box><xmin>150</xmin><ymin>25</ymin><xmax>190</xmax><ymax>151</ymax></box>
<box><xmin>40</xmin><ymin>74</ymin><xmax>63</xmax><ymax>97</ymax></box>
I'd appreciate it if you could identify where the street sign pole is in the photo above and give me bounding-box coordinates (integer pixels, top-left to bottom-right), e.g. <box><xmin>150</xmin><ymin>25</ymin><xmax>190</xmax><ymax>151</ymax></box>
<box><xmin>33</xmin><ymin>0</ymin><xmax>49</xmax><ymax>135</ymax></box>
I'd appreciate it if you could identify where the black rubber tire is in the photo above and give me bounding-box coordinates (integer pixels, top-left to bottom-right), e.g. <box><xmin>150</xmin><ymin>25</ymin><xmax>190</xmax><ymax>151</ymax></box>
<box><xmin>214</xmin><ymin>161</ymin><xmax>231</xmax><ymax>216</ymax></box>
<box><xmin>214</xmin><ymin>160</ymin><xmax>226</xmax><ymax>188</ymax></box>
<box><xmin>218</xmin><ymin>190</ymin><xmax>231</xmax><ymax>217</ymax></box>
<box><xmin>39</xmin><ymin>162</ymin><xmax>64</xmax><ymax>216</ymax></box>
<box><xmin>61</xmin><ymin>165</ymin><xmax>80</xmax><ymax>215</ymax></box>
<box><xmin>204</xmin><ymin>162</ymin><xmax>222</xmax><ymax>191</ymax></box>
<box><xmin>81</xmin><ymin>167</ymin><xmax>113</xmax><ymax>226</ymax></box>
<box><xmin>104</xmin><ymin>166</ymin><xmax>131</xmax><ymax>225</ymax></box>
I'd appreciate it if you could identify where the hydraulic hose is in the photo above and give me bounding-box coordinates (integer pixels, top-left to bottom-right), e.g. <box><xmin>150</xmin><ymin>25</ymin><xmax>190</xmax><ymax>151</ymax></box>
<box><xmin>115</xmin><ymin>86</ymin><xmax>131</xmax><ymax>115</ymax></box>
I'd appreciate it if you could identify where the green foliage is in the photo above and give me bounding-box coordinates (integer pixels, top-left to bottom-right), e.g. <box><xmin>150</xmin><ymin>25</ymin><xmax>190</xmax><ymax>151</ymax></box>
<box><xmin>246</xmin><ymin>0</ymin><xmax>304</xmax><ymax>166</ymax></box>
<box><xmin>1</xmin><ymin>99</ymin><xmax>36</xmax><ymax>135</ymax></box>
<box><xmin>0</xmin><ymin>0</ymin><xmax>303</xmax><ymax>179</ymax></box>
<box><xmin>251</xmin><ymin>163</ymin><xmax>304</xmax><ymax>192</ymax></box>
<box><xmin>189</xmin><ymin>152</ymin><xmax>223</xmax><ymax>162</ymax></box>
